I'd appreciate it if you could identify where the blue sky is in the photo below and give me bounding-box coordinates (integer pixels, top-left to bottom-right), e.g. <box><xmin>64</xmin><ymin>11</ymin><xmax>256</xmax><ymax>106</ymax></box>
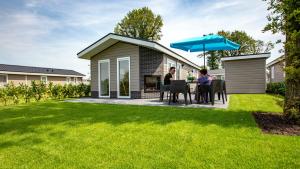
<box><xmin>0</xmin><ymin>0</ymin><xmax>283</xmax><ymax>77</ymax></box>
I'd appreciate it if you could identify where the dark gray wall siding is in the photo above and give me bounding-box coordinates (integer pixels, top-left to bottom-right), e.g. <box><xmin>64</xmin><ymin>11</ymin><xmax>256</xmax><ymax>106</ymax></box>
<box><xmin>139</xmin><ymin>46</ymin><xmax>164</xmax><ymax>99</ymax></box>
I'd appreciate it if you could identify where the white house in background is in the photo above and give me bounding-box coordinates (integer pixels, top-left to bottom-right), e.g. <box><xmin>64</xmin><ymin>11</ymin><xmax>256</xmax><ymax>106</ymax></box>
<box><xmin>0</xmin><ymin>64</ymin><xmax>85</xmax><ymax>87</ymax></box>
<box><xmin>266</xmin><ymin>55</ymin><xmax>285</xmax><ymax>83</ymax></box>
<box><xmin>208</xmin><ymin>69</ymin><xmax>225</xmax><ymax>80</ymax></box>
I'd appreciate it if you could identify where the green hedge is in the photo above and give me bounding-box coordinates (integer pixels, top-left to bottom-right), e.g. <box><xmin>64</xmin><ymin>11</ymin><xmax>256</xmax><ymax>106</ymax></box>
<box><xmin>266</xmin><ymin>82</ymin><xmax>285</xmax><ymax>96</ymax></box>
<box><xmin>0</xmin><ymin>81</ymin><xmax>90</xmax><ymax>106</ymax></box>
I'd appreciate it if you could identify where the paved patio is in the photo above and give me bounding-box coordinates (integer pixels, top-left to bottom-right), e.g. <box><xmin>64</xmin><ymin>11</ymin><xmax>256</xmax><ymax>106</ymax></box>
<box><xmin>66</xmin><ymin>94</ymin><xmax>229</xmax><ymax>109</ymax></box>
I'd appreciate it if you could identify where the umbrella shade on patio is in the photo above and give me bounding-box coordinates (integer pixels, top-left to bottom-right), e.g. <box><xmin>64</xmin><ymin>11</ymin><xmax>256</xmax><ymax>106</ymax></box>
<box><xmin>170</xmin><ymin>34</ymin><xmax>240</xmax><ymax>68</ymax></box>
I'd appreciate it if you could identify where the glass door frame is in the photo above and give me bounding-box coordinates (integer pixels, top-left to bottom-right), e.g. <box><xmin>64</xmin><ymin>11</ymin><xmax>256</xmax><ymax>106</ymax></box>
<box><xmin>117</xmin><ymin>57</ymin><xmax>131</xmax><ymax>98</ymax></box>
<box><xmin>98</xmin><ymin>59</ymin><xmax>110</xmax><ymax>98</ymax></box>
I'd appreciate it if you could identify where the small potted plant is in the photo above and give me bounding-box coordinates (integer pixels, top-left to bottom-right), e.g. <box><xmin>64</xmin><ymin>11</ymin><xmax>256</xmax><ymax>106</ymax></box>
<box><xmin>187</xmin><ymin>73</ymin><xmax>195</xmax><ymax>82</ymax></box>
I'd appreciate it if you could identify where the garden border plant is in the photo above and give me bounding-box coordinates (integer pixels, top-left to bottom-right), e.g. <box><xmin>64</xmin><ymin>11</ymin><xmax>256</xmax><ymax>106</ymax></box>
<box><xmin>0</xmin><ymin>81</ymin><xmax>90</xmax><ymax>106</ymax></box>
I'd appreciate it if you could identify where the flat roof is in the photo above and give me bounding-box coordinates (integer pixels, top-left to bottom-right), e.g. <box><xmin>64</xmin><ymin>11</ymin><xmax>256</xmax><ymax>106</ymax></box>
<box><xmin>221</xmin><ymin>53</ymin><xmax>270</xmax><ymax>61</ymax></box>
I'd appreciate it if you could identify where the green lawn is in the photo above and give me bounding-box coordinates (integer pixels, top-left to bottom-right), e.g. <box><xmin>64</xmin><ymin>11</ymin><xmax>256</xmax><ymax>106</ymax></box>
<box><xmin>0</xmin><ymin>94</ymin><xmax>299</xmax><ymax>169</ymax></box>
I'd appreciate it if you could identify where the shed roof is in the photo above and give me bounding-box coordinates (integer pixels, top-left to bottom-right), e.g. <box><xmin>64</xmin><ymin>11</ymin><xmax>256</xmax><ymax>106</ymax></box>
<box><xmin>0</xmin><ymin>64</ymin><xmax>85</xmax><ymax>77</ymax></box>
<box><xmin>221</xmin><ymin>53</ymin><xmax>270</xmax><ymax>61</ymax></box>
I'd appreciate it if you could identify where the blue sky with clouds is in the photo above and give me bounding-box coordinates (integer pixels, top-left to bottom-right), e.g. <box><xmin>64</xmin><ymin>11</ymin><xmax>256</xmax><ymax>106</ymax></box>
<box><xmin>0</xmin><ymin>0</ymin><xmax>283</xmax><ymax>77</ymax></box>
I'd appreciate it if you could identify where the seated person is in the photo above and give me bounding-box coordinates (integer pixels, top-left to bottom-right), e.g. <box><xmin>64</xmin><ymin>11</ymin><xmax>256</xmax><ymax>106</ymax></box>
<box><xmin>164</xmin><ymin>67</ymin><xmax>175</xmax><ymax>85</ymax></box>
<box><xmin>198</xmin><ymin>69</ymin><xmax>211</xmax><ymax>85</ymax></box>
<box><xmin>197</xmin><ymin>69</ymin><xmax>212</xmax><ymax>103</ymax></box>
<box><xmin>163</xmin><ymin>67</ymin><xmax>176</xmax><ymax>102</ymax></box>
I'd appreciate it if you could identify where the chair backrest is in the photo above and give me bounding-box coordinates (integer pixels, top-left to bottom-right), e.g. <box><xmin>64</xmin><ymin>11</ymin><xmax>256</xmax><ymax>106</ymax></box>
<box><xmin>160</xmin><ymin>83</ymin><xmax>170</xmax><ymax>91</ymax></box>
<box><xmin>170</xmin><ymin>80</ymin><xmax>187</xmax><ymax>93</ymax></box>
<box><xmin>210</xmin><ymin>80</ymin><xmax>223</xmax><ymax>93</ymax></box>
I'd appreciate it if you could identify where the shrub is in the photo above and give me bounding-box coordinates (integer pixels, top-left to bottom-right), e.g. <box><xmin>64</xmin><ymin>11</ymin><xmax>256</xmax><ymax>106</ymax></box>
<box><xmin>0</xmin><ymin>87</ymin><xmax>9</xmax><ymax>105</ymax></box>
<box><xmin>31</xmin><ymin>81</ymin><xmax>46</xmax><ymax>101</ymax></box>
<box><xmin>266</xmin><ymin>82</ymin><xmax>285</xmax><ymax>96</ymax></box>
<box><xmin>19</xmin><ymin>84</ymin><xmax>33</xmax><ymax>103</ymax></box>
<box><xmin>0</xmin><ymin>82</ymin><xmax>90</xmax><ymax>106</ymax></box>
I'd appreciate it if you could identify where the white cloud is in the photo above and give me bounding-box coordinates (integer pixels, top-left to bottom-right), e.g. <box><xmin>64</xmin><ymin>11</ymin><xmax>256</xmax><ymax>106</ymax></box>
<box><xmin>0</xmin><ymin>0</ymin><xmax>284</xmax><ymax>77</ymax></box>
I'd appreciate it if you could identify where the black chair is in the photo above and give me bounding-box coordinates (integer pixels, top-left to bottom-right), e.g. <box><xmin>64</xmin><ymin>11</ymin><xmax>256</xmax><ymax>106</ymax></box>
<box><xmin>169</xmin><ymin>80</ymin><xmax>192</xmax><ymax>105</ymax></box>
<box><xmin>210</xmin><ymin>80</ymin><xmax>225</xmax><ymax>105</ymax></box>
<box><xmin>160</xmin><ymin>84</ymin><xmax>170</xmax><ymax>101</ymax></box>
<box><xmin>197</xmin><ymin>84</ymin><xmax>210</xmax><ymax>103</ymax></box>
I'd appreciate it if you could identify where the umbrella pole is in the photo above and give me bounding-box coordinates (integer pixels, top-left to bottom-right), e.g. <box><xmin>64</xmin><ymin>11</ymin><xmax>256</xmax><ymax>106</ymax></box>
<box><xmin>203</xmin><ymin>44</ymin><xmax>206</xmax><ymax>69</ymax></box>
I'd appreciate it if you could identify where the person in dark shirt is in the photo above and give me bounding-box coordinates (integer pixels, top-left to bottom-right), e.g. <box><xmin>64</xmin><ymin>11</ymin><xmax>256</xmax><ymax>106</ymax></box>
<box><xmin>164</xmin><ymin>67</ymin><xmax>176</xmax><ymax>102</ymax></box>
<box><xmin>164</xmin><ymin>67</ymin><xmax>175</xmax><ymax>85</ymax></box>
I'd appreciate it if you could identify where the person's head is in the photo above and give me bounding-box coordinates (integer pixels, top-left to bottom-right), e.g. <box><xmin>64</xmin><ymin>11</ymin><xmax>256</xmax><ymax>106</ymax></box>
<box><xmin>169</xmin><ymin>67</ymin><xmax>176</xmax><ymax>75</ymax></box>
<box><xmin>199</xmin><ymin>69</ymin><xmax>208</xmax><ymax>76</ymax></box>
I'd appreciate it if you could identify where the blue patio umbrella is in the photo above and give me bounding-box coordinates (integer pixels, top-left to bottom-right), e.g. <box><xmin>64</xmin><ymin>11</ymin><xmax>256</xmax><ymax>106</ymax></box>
<box><xmin>170</xmin><ymin>34</ymin><xmax>240</xmax><ymax>68</ymax></box>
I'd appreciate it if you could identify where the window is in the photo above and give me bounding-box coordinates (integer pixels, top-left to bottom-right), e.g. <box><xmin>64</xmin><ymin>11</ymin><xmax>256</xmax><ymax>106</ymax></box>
<box><xmin>99</xmin><ymin>59</ymin><xmax>110</xmax><ymax>97</ymax></box>
<box><xmin>0</xmin><ymin>74</ymin><xmax>7</xmax><ymax>87</ymax></box>
<box><xmin>74</xmin><ymin>77</ymin><xmax>77</xmax><ymax>84</ymax></box>
<box><xmin>117</xmin><ymin>57</ymin><xmax>130</xmax><ymax>98</ymax></box>
<box><xmin>66</xmin><ymin>77</ymin><xmax>71</xmax><ymax>84</ymax></box>
<box><xmin>41</xmin><ymin>76</ymin><xmax>47</xmax><ymax>84</ymax></box>
<box><xmin>271</xmin><ymin>66</ymin><xmax>274</xmax><ymax>79</ymax></box>
<box><xmin>176</xmin><ymin>63</ymin><xmax>181</xmax><ymax>80</ymax></box>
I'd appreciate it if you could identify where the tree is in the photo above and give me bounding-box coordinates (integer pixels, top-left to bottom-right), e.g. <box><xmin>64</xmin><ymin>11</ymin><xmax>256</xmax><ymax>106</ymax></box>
<box><xmin>207</xmin><ymin>51</ymin><xmax>220</xmax><ymax>70</ymax></box>
<box><xmin>114</xmin><ymin>7</ymin><xmax>163</xmax><ymax>41</ymax></box>
<box><xmin>263</xmin><ymin>0</ymin><xmax>300</xmax><ymax>122</ymax></box>
<box><xmin>200</xmin><ymin>30</ymin><xmax>273</xmax><ymax>69</ymax></box>
<box><xmin>218</xmin><ymin>30</ymin><xmax>274</xmax><ymax>56</ymax></box>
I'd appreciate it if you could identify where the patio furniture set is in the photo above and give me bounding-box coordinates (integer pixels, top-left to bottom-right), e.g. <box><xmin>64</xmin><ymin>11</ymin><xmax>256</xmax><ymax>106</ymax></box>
<box><xmin>160</xmin><ymin>79</ymin><xmax>227</xmax><ymax>105</ymax></box>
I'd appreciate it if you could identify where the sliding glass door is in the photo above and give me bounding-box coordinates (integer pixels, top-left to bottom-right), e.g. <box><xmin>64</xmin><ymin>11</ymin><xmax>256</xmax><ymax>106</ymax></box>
<box><xmin>117</xmin><ymin>57</ymin><xmax>130</xmax><ymax>98</ymax></box>
<box><xmin>99</xmin><ymin>59</ymin><xmax>110</xmax><ymax>97</ymax></box>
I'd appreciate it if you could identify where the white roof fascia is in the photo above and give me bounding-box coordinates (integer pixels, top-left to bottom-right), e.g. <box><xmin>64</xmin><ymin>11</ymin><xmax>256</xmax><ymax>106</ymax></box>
<box><xmin>77</xmin><ymin>34</ymin><xmax>200</xmax><ymax>69</ymax></box>
<box><xmin>221</xmin><ymin>53</ymin><xmax>270</xmax><ymax>61</ymax></box>
<box><xmin>0</xmin><ymin>71</ymin><xmax>85</xmax><ymax>77</ymax></box>
<box><xmin>266</xmin><ymin>56</ymin><xmax>285</xmax><ymax>67</ymax></box>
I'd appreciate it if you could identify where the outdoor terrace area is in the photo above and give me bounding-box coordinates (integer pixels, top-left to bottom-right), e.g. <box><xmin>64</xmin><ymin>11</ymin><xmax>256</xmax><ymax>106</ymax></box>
<box><xmin>67</xmin><ymin>94</ymin><xmax>229</xmax><ymax>109</ymax></box>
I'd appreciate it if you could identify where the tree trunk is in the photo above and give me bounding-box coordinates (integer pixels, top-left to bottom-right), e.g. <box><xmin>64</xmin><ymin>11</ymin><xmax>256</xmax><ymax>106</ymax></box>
<box><xmin>284</xmin><ymin>30</ymin><xmax>300</xmax><ymax>123</ymax></box>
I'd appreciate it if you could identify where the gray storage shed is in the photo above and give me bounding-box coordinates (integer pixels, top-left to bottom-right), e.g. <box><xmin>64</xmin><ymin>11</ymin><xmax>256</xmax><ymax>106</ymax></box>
<box><xmin>221</xmin><ymin>53</ymin><xmax>270</xmax><ymax>94</ymax></box>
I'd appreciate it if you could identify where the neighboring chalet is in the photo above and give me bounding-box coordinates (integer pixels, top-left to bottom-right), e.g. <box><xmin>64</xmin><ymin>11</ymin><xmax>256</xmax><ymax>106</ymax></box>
<box><xmin>266</xmin><ymin>55</ymin><xmax>285</xmax><ymax>83</ymax></box>
<box><xmin>0</xmin><ymin>64</ymin><xmax>85</xmax><ymax>87</ymax></box>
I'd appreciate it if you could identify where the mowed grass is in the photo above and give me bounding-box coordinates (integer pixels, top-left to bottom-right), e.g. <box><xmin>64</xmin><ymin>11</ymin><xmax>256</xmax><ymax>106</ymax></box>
<box><xmin>0</xmin><ymin>94</ymin><xmax>299</xmax><ymax>169</ymax></box>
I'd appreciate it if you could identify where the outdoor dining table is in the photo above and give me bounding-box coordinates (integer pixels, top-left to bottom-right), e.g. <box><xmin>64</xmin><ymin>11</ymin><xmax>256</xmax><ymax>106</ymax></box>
<box><xmin>186</xmin><ymin>81</ymin><xmax>202</xmax><ymax>103</ymax></box>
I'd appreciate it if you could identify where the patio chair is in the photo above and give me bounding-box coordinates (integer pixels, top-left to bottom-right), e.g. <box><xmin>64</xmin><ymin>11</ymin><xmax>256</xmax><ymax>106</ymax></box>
<box><xmin>168</xmin><ymin>80</ymin><xmax>192</xmax><ymax>105</ymax></box>
<box><xmin>160</xmin><ymin>84</ymin><xmax>170</xmax><ymax>101</ymax></box>
<box><xmin>210</xmin><ymin>80</ymin><xmax>225</xmax><ymax>105</ymax></box>
<box><xmin>197</xmin><ymin>84</ymin><xmax>210</xmax><ymax>104</ymax></box>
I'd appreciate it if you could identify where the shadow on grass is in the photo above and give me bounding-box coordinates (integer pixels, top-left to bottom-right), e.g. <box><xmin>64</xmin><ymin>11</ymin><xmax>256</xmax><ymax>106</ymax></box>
<box><xmin>0</xmin><ymin>101</ymin><xmax>256</xmax><ymax>136</ymax></box>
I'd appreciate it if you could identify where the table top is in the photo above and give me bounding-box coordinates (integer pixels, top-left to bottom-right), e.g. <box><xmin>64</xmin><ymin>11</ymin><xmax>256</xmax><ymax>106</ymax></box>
<box><xmin>186</xmin><ymin>81</ymin><xmax>199</xmax><ymax>84</ymax></box>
